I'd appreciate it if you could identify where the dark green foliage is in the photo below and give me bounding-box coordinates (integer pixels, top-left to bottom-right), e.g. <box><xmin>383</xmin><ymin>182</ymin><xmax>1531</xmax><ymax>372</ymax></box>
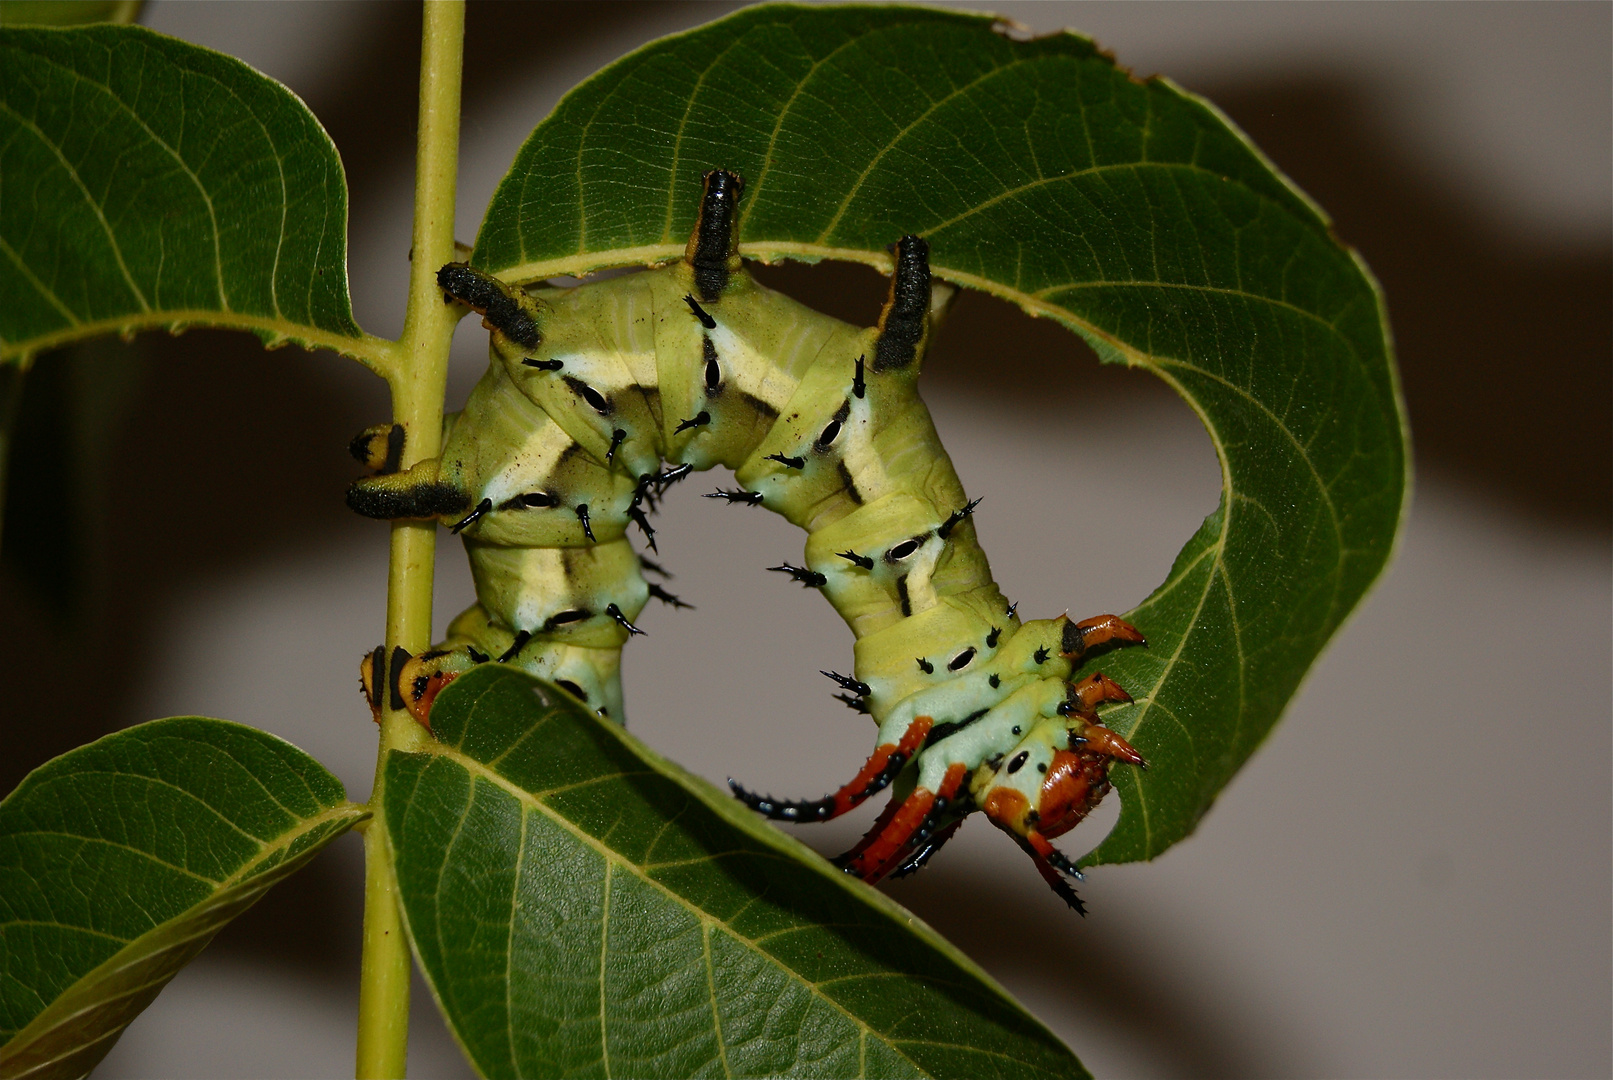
<box><xmin>0</xmin><ymin>717</ymin><xmax>364</xmax><ymax>1078</ymax></box>
<box><xmin>387</xmin><ymin>666</ymin><xmax>1088</xmax><ymax>1080</ymax></box>
<box><xmin>0</xmin><ymin>25</ymin><xmax>359</xmax><ymax>360</ymax></box>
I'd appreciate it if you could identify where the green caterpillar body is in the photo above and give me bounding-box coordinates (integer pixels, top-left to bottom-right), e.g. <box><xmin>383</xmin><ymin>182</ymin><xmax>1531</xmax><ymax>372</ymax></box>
<box><xmin>351</xmin><ymin>171</ymin><xmax>1146</xmax><ymax>908</ymax></box>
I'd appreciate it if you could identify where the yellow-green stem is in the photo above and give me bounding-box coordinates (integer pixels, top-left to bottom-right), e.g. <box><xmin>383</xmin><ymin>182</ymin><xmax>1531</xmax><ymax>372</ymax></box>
<box><xmin>355</xmin><ymin>3</ymin><xmax>464</xmax><ymax>1077</ymax></box>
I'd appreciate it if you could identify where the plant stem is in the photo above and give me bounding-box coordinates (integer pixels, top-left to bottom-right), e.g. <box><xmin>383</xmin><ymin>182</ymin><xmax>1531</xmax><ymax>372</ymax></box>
<box><xmin>355</xmin><ymin>3</ymin><xmax>464</xmax><ymax>1077</ymax></box>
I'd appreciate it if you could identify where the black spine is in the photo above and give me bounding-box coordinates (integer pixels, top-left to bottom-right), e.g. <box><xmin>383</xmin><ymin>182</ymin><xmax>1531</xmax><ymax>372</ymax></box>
<box><xmin>646</xmin><ymin>583</ymin><xmax>693</xmax><ymax>609</ymax></box>
<box><xmin>497</xmin><ymin>630</ymin><xmax>533</xmax><ymax>663</ymax></box>
<box><xmin>768</xmin><ymin>563</ymin><xmax>826</xmax><ymax>588</ymax></box>
<box><xmin>821</xmin><ymin>670</ymin><xmax>872</xmax><ymax>697</ymax></box>
<box><xmin>684</xmin><ymin>295</ymin><xmax>717</xmax><ymax>330</ymax></box>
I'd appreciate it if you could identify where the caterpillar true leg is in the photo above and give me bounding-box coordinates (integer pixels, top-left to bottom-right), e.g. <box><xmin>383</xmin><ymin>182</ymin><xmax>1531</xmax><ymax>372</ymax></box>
<box><xmin>345</xmin><ymin>168</ymin><xmax>1152</xmax><ymax>914</ymax></box>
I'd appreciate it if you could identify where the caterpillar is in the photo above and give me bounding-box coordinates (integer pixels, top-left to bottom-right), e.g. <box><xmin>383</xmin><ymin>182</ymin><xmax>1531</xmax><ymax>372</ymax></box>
<box><xmin>349</xmin><ymin>170</ymin><xmax>1147</xmax><ymax>911</ymax></box>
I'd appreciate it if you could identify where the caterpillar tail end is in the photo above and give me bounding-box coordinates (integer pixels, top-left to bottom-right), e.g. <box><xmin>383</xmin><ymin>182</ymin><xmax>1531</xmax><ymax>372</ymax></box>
<box><xmin>729</xmin><ymin>716</ymin><xmax>932</xmax><ymax>824</ymax></box>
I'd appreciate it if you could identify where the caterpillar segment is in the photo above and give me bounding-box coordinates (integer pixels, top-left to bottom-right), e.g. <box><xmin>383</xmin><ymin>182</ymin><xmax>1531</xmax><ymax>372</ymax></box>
<box><xmin>346</xmin><ymin>168</ymin><xmax>1147</xmax><ymax>911</ymax></box>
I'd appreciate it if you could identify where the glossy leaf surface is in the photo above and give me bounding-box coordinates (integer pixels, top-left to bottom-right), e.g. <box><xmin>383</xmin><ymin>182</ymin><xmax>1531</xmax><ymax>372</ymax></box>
<box><xmin>0</xmin><ymin>718</ymin><xmax>365</xmax><ymax>1079</ymax></box>
<box><xmin>472</xmin><ymin>4</ymin><xmax>1408</xmax><ymax>864</ymax></box>
<box><xmin>386</xmin><ymin>667</ymin><xmax>1085</xmax><ymax>1080</ymax></box>
<box><xmin>0</xmin><ymin>25</ymin><xmax>374</xmax><ymax>365</ymax></box>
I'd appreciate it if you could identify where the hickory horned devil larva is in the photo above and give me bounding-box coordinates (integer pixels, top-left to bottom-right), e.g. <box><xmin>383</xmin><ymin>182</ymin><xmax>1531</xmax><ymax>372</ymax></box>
<box><xmin>348</xmin><ymin>169</ymin><xmax>1147</xmax><ymax>912</ymax></box>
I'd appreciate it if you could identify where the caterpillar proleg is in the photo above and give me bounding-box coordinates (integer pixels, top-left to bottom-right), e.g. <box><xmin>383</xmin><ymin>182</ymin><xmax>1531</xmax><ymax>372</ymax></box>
<box><xmin>349</xmin><ymin>170</ymin><xmax>1147</xmax><ymax>910</ymax></box>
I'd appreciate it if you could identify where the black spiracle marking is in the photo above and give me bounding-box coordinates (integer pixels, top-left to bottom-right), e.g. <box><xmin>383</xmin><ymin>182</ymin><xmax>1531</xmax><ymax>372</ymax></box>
<box><xmin>703</xmin><ymin>336</ymin><xmax>721</xmax><ymax>391</ymax></box>
<box><xmin>816</xmin><ymin>400</ymin><xmax>851</xmax><ymax>449</ymax></box>
<box><xmin>564</xmin><ymin>376</ymin><xmax>612</xmax><ymax>416</ymax></box>
<box><xmin>947</xmin><ymin>647</ymin><xmax>976</xmax><ymax>672</ymax></box>
<box><xmin>499</xmin><ymin>491</ymin><xmax>559</xmax><ymax>511</ymax></box>
<box><xmin>886</xmin><ymin>536</ymin><xmax>925</xmax><ymax>563</ymax></box>
<box><xmin>926</xmin><ymin>708</ymin><xmax>991</xmax><ymax>746</ymax></box>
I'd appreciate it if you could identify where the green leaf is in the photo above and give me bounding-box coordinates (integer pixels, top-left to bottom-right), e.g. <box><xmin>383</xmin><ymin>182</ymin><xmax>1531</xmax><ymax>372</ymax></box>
<box><xmin>471</xmin><ymin>4</ymin><xmax>1409</xmax><ymax>864</ymax></box>
<box><xmin>0</xmin><ymin>25</ymin><xmax>388</xmax><ymax>369</ymax></box>
<box><xmin>0</xmin><ymin>717</ymin><xmax>366</xmax><ymax>1080</ymax></box>
<box><xmin>386</xmin><ymin>666</ymin><xmax>1086</xmax><ymax>1080</ymax></box>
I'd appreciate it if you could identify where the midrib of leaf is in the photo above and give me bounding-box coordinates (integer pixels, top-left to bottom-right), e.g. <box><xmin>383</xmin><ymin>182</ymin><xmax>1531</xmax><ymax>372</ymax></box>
<box><xmin>0</xmin><ymin>234</ymin><xmax>79</xmax><ymax>326</ymax></box>
<box><xmin>408</xmin><ymin>741</ymin><xmax>1066</xmax><ymax>1080</ymax></box>
<box><xmin>11</xmin><ymin>801</ymin><xmax>364</xmax><ymax>983</ymax></box>
<box><xmin>657</xmin><ymin>39</ymin><xmax>741</xmax><ymax>247</ymax></box>
<box><xmin>0</xmin><ymin>27</ymin><xmax>395</xmax><ymax>374</ymax></box>
<box><xmin>0</xmin><ymin>96</ymin><xmax>151</xmax><ymax>312</ymax></box>
<box><xmin>811</xmin><ymin>57</ymin><xmax>1043</xmax><ymax>244</ymax></box>
<box><xmin>0</xmin><ymin>310</ymin><xmax>398</xmax><ymax>370</ymax></box>
<box><xmin>0</xmin><ymin>802</ymin><xmax>365</xmax><ymax>1072</ymax></box>
<box><xmin>413</xmin><ymin>746</ymin><xmax>918</xmax><ymax>1079</ymax></box>
<box><xmin>735</xmin><ymin>33</ymin><xmax>864</xmax><ymax>233</ymax></box>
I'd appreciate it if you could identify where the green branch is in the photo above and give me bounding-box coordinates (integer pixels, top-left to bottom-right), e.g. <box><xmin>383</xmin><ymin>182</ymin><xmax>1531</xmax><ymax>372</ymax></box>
<box><xmin>355</xmin><ymin>3</ymin><xmax>465</xmax><ymax>1077</ymax></box>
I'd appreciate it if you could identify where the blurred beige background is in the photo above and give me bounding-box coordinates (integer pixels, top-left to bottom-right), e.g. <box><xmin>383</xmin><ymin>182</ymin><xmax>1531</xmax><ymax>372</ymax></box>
<box><xmin>1</xmin><ymin>2</ymin><xmax>1606</xmax><ymax>1077</ymax></box>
